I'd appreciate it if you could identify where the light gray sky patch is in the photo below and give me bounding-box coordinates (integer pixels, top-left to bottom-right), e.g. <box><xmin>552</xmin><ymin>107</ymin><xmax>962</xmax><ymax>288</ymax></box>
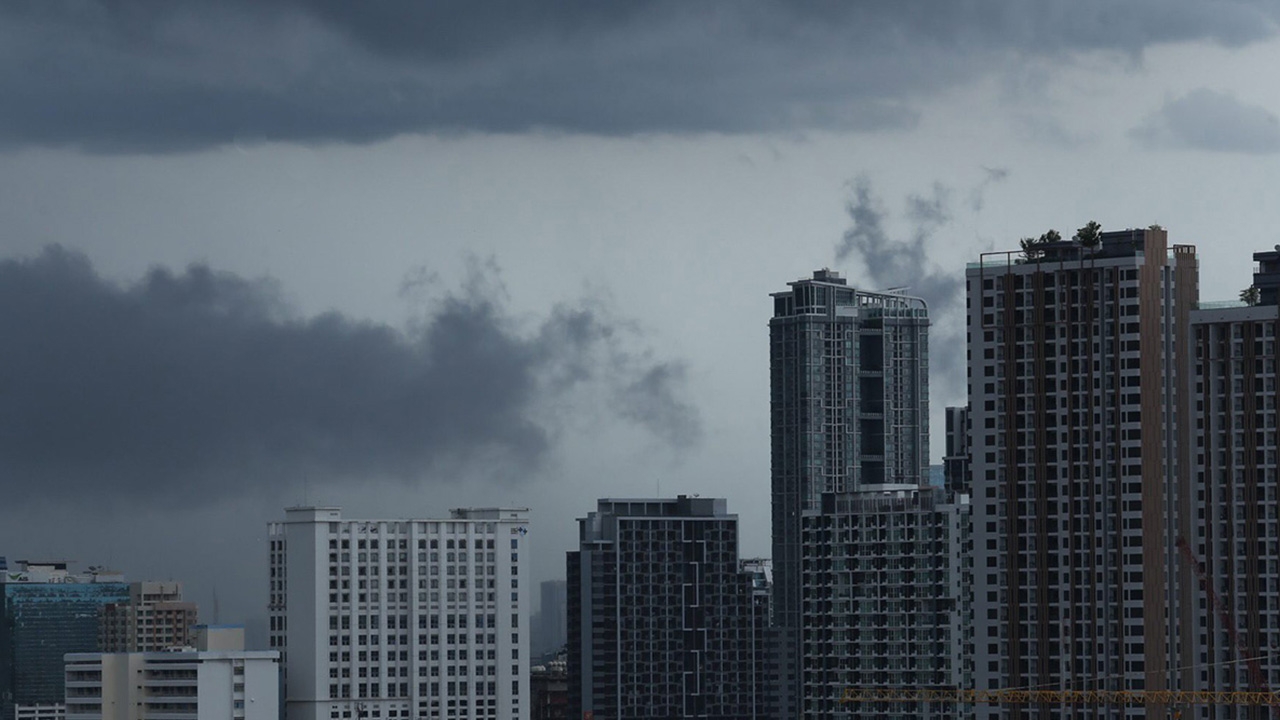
<box><xmin>1132</xmin><ymin>88</ymin><xmax>1280</xmax><ymax>154</ymax></box>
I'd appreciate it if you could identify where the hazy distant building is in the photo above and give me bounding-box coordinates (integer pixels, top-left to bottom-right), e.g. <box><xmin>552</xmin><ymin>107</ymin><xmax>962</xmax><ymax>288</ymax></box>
<box><xmin>1186</xmin><ymin>248</ymin><xmax>1280</xmax><ymax>718</ymax></box>
<box><xmin>64</xmin><ymin>625</ymin><xmax>278</xmax><ymax>720</ymax></box>
<box><xmin>0</xmin><ymin>560</ymin><xmax>129</xmax><ymax>720</ymax></box>
<box><xmin>567</xmin><ymin>497</ymin><xmax>769</xmax><ymax>720</ymax></box>
<box><xmin>531</xmin><ymin>580</ymin><xmax>566</xmax><ymax>657</ymax></box>
<box><xmin>943</xmin><ymin>406</ymin><xmax>970</xmax><ymax>495</ymax></box>
<box><xmin>769</xmin><ymin>270</ymin><xmax>930</xmax><ymax>717</ymax></box>
<box><xmin>966</xmin><ymin>229</ymin><xmax>1198</xmax><ymax>720</ymax></box>
<box><xmin>100</xmin><ymin>581</ymin><xmax>198</xmax><ymax>653</ymax></box>
<box><xmin>268</xmin><ymin>506</ymin><xmax>530</xmax><ymax>720</ymax></box>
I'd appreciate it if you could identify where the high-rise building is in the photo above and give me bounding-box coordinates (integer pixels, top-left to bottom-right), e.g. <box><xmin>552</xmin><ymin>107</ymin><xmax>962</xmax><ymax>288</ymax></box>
<box><xmin>64</xmin><ymin>625</ymin><xmax>279</xmax><ymax>720</ymax></box>
<box><xmin>268</xmin><ymin>506</ymin><xmax>530</xmax><ymax>720</ymax></box>
<box><xmin>0</xmin><ymin>561</ymin><xmax>130</xmax><ymax>720</ymax></box>
<box><xmin>769</xmin><ymin>269</ymin><xmax>930</xmax><ymax>717</ymax></box>
<box><xmin>1186</xmin><ymin>248</ymin><xmax>1280</xmax><ymax>718</ymax></box>
<box><xmin>566</xmin><ymin>497</ymin><xmax>769</xmax><ymax>720</ymax></box>
<box><xmin>966</xmin><ymin>228</ymin><xmax>1198</xmax><ymax>720</ymax></box>
<box><xmin>530</xmin><ymin>580</ymin><xmax>566</xmax><ymax>658</ymax></box>
<box><xmin>100</xmin><ymin>581</ymin><xmax>198</xmax><ymax>653</ymax></box>
<box><xmin>800</xmin><ymin>487</ymin><xmax>972</xmax><ymax>718</ymax></box>
<box><xmin>944</xmin><ymin>406</ymin><xmax>971</xmax><ymax>495</ymax></box>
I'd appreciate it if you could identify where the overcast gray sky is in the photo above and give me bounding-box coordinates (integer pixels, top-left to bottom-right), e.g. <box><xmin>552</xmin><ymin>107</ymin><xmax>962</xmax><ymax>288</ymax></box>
<box><xmin>3</xmin><ymin>1</ymin><xmax>1280</xmax><ymax>637</ymax></box>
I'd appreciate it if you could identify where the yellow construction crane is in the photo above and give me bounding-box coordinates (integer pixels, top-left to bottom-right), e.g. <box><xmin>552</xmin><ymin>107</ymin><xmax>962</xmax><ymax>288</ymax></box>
<box><xmin>841</xmin><ymin>688</ymin><xmax>1280</xmax><ymax>706</ymax></box>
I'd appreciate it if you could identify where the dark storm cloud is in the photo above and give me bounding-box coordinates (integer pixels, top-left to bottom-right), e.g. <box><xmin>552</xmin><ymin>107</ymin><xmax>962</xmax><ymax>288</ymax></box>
<box><xmin>835</xmin><ymin>179</ymin><xmax>961</xmax><ymax>313</ymax></box>
<box><xmin>2</xmin><ymin>2</ymin><xmax>1279</xmax><ymax>150</ymax></box>
<box><xmin>0</xmin><ymin>246</ymin><xmax>699</xmax><ymax>502</ymax></box>
<box><xmin>969</xmin><ymin>166</ymin><xmax>1010</xmax><ymax>212</ymax></box>
<box><xmin>1131</xmin><ymin>88</ymin><xmax>1280</xmax><ymax>154</ymax></box>
<box><xmin>834</xmin><ymin>176</ymin><xmax>998</xmax><ymax>402</ymax></box>
<box><xmin>616</xmin><ymin>364</ymin><xmax>701</xmax><ymax>450</ymax></box>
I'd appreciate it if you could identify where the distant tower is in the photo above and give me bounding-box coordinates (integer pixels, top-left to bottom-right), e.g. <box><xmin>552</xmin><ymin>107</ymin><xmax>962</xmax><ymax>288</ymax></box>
<box><xmin>100</xmin><ymin>581</ymin><xmax>198</xmax><ymax>652</ymax></box>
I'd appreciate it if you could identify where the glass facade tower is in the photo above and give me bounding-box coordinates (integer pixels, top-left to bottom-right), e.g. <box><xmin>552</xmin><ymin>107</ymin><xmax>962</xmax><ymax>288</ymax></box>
<box><xmin>769</xmin><ymin>269</ymin><xmax>930</xmax><ymax>718</ymax></box>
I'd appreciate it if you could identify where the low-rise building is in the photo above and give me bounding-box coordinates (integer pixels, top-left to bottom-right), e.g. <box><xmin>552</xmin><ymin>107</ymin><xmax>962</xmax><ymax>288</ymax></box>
<box><xmin>530</xmin><ymin>657</ymin><xmax>566</xmax><ymax>720</ymax></box>
<box><xmin>63</xmin><ymin>625</ymin><xmax>279</xmax><ymax>720</ymax></box>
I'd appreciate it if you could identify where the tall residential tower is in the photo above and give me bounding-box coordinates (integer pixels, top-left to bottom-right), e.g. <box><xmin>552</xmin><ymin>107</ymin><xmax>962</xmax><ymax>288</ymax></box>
<box><xmin>769</xmin><ymin>269</ymin><xmax>930</xmax><ymax>717</ymax></box>
<box><xmin>966</xmin><ymin>228</ymin><xmax>1198</xmax><ymax>720</ymax></box>
<box><xmin>1187</xmin><ymin>248</ymin><xmax>1280</xmax><ymax>719</ymax></box>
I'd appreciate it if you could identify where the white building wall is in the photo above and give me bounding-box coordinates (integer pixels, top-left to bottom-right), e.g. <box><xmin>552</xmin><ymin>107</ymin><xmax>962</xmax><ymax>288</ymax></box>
<box><xmin>270</xmin><ymin>507</ymin><xmax>530</xmax><ymax>720</ymax></box>
<box><xmin>64</xmin><ymin>651</ymin><xmax>279</xmax><ymax>720</ymax></box>
<box><xmin>197</xmin><ymin>661</ymin><xmax>233</xmax><ymax>720</ymax></box>
<box><xmin>14</xmin><ymin>705</ymin><xmax>65</xmax><ymax>720</ymax></box>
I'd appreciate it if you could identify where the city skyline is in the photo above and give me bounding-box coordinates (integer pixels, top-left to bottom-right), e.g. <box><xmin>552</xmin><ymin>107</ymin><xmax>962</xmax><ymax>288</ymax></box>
<box><xmin>5</xmin><ymin>0</ymin><xmax>1280</xmax><ymax>655</ymax></box>
<box><xmin>7</xmin><ymin>234</ymin><xmax>1280</xmax><ymax>720</ymax></box>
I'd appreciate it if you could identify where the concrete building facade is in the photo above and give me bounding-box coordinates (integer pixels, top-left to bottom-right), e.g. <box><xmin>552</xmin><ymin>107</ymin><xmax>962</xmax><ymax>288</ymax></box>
<box><xmin>566</xmin><ymin>497</ymin><xmax>769</xmax><ymax>720</ymax></box>
<box><xmin>101</xmin><ymin>581</ymin><xmax>198</xmax><ymax>653</ymax></box>
<box><xmin>966</xmin><ymin>229</ymin><xmax>1199</xmax><ymax>720</ymax></box>
<box><xmin>1186</xmin><ymin>248</ymin><xmax>1280</xmax><ymax>719</ymax></box>
<box><xmin>64</xmin><ymin>626</ymin><xmax>278</xmax><ymax>720</ymax></box>
<box><xmin>800</xmin><ymin>487</ymin><xmax>972</xmax><ymax>718</ymax></box>
<box><xmin>268</xmin><ymin>506</ymin><xmax>530</xmax><ymax>720</ymax></box>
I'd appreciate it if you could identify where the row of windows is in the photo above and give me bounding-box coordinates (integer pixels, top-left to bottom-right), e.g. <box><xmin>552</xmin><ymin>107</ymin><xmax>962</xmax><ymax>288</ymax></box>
<box><xmin>325</xmin><ymin>680</ymin><xmax>519</xmax><ymax>699</ymax></box>
<box><xmin>327</xmin><ymin>660</ymin><xmax>513</xmax><ymax>677</ymax></box>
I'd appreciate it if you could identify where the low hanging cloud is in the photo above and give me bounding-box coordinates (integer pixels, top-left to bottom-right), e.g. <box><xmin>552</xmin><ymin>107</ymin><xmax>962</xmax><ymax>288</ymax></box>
<box><xmin>834</xmin><ymin>173</ymin><xmax>1007</xmax><ymax>404</ymax></box>
<box><xmin>835</xmin><ymin>178</ymin><xmax>964</xmax><ymax>313</ymax></box>
<box><xmin>1132</xmin><ymin>88</ymin><xmax>1280</xmax><ymax>154</ymax></box>
<box><xmin>0</xmin><ymin>246</ymin><xmax>699</xmax><ymax>504</ymax></box>
<box><xmin>2</xmin><ymin>2</ymin><xmax>1279</xmax><ymax>151</ymax></box>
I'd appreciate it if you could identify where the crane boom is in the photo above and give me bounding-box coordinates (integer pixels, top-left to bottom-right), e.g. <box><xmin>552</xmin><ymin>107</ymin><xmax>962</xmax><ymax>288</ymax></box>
<box><xmin>841</xmin><ymin>688</ymin><xmax>1280</xmax><ymax>706</ymax></box>
<box><xmin>1175</xmin><ymin>536</ymin><xmax>1273</xmax><ymax>701</ymax></box>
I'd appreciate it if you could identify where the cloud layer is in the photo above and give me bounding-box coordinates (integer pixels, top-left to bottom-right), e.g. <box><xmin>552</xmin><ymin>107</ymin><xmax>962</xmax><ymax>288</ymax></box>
<box><xmin>0</xmin><ymin>247</ymin><xmax>699</xmax><ymax>503</ymax></box>
<box><xmin>2</xmin><ymin>2</ymin><xmax>1279</xmax><ymax>150</ymax></box>
<box><xmin>1132</xmin><ymin>88</ymin><xmax>1280</xmax><ymax>154</ymax></box>
<box><xmin>834</xmin><ymin>174</ymin><xmax>1006</xmax><ymax>406</ymax></box>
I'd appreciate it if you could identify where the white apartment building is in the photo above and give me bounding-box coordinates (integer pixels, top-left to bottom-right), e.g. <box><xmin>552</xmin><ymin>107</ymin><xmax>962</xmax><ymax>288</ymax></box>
<box><xmin>268</xmin><ymin>506</ymin><xmax>531</xmax><ymax>720</ymax></box>
<box><xmin>63</xmin><ymin>626</ymin><xmax>278</xmax><ymax>720</ymax></box>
